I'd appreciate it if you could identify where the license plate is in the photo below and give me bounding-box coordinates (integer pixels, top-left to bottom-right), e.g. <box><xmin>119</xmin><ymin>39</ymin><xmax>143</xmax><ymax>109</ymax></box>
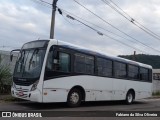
<box><xmin>19</xmin><ymin>91</ymin><xmax>24</xmax><ymax>96</ymax></box>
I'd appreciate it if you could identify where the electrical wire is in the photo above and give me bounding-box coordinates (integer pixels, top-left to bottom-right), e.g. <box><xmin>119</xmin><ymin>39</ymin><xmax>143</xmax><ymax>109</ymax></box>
<box><xmin>58</xmin><ymin>7</ymin><xmax>134</xmax><ymax>41</ymax></box>
<box><xmin>73</xmin><ymin>0</ymin><xmax>160</xmax><ymax>53</ymax></box>
<box><xmin>102</xmin><ymin>0</ymin><xmax>131</xmax><ymax>21</ymax></box>
<box><xmin>60</xmin><ymin>11</ymin><xmax>81</xmax><ymax>25</ymax></box>
<box><xmin>30</xmin><ymin>0</ymin><xmax>52</xmax><ymax>9</ymax></box>
<box><xmin>57</xmin><ymin>8</ymin><xmax>151</xmax><ymax>54</ymax></box>
<box><xmin>102</xmin><ymin>0</ymin><xmax>160</xmax><ymax>41</ymax></box>
<box><xmin>31</xmin><ymin>0</ymin><xmax>160</xmax><ymax>55</ymax></box>
<box><xmin>108</xmin><ymin>0</ymin><xmax>160</xmax><ymax>39</ymax></box>
<box><xmin>33</xmin><ymin>0</ymin><xmax>160</xmax><ymax>54</ymax></box>
<box><xmin>37</xmin><ymin>0</ymin><xmax>52</xmax><ymax>5</ymax></box>
<box><xmin>58</xmin><ymin>7</ymin><xmax>160</xmax><ymax>54</ymax></box>
<box><xmin>33</xmin><ymin>0</ymin><xmax>129</xmax><ymax>40</ymax></box>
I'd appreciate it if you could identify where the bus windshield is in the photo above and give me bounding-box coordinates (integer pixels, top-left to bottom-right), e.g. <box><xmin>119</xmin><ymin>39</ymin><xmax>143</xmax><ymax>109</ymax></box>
<box><xmin>13</xmin><ymin>40</ymin><xmax>48</xmax><ymax>79</ymax></box>
<box><xmin>14</xmin><ymin>49</ymin><xmax>46</xmax><ymax>79</ymax></box>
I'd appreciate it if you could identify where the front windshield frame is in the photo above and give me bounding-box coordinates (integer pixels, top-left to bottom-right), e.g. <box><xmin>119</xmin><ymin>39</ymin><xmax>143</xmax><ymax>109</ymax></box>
<box><xmin>13</xmin><ymin>48</ymin><xmax>46</xmax><ymax>79</ymax></box>
<box><xmin>13</xmin><ymin>40</ymin><xmax>49</xmax><ymax>79</ymax></box>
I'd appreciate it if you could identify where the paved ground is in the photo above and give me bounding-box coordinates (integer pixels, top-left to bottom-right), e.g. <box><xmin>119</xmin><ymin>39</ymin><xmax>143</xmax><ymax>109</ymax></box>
<box><xmin>0</xmin><ymin>98</ymin><xmax>160</xmax><ymax>119</ymax></box>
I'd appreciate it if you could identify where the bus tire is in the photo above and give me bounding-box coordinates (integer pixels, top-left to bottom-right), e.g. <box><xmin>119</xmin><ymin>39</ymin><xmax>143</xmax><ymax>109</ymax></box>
<box><xmin>125</xmin><ymin>91</ymin><xmax>134</xmax><ymax>105</ymax></box>
<box><xmin>67</xmin><ymin>88</ymin><xmax>82</xmax><ymax>107</ymax></box>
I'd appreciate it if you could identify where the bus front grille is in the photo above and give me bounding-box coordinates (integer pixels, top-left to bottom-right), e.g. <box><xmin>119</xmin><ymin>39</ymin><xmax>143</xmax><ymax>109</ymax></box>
<box><xmin>13</xmin><ymin>77</ymin><xmax>38</xmax><ymax>86</ymax></box>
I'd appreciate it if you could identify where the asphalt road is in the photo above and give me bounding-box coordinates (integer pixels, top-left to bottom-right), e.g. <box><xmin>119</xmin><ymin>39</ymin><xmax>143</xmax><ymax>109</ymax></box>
<box><xmin>0</xmin><ymin>98</ymin><xmax>160</xmax><ymax>120</ymax></box>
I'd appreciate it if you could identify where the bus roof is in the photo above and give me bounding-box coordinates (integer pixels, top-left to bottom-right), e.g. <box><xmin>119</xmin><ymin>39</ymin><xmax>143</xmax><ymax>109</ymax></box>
<box><xmin>49</xmin><ymin>39</ymin><xmax>152</xmax><ymax>69</ymax></box>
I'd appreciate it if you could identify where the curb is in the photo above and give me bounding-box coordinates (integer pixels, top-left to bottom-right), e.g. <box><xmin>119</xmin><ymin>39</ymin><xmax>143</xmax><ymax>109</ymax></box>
<box><xmin>146</xmin><ymin>96</ymin><xmax>160</xmax><ymax>99</ymax></box>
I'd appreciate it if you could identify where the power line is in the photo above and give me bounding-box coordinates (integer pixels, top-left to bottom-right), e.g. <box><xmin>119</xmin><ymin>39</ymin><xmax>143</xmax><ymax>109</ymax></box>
<box><xmin>108</xmin><ymin>0</ymin><xmax>132</xmax><ymax>19</ymax></box>
<box><xmin>108</xmin><ymin>0</ymin><xmax>158</xmax><ymax>36</ymax></box>
<box><xmin>58</xmin><ymin>7</ymin><xmax>160</xmax><ymax>53</ymax></box>
<box><xmin>33</xmin><ymin>0</ymin><xmax>123</xmax><ymax>38</ymax></box>
<box><xmin>29</xmin><ymin>0</ymin><xmax>129</xmax><ymax>54</ymax></box>
<box><xmin>102</xmin><ymin>0</ymin><xmax>160</xmax><ymax>41</ymax></box>
<box><xmin>32</xmin><ymin>0</ymin><xmax>160</xmax><ymax>52</ymax></box>
<box><xmin>37</xmin><ymin>0</ymin><xmax>52</xmax><ymax>5</ymax></box>
<box><xmin>58</xmin><ymin>9</ymin><xmax>160</xmax><ymax>64</ymax></box>
<box><xmin>107</xmin><ymin>0</ymin><xmax>160</xmax><ymax>40</ymax></box>
<box><xmin>58</xmin><ymin>8</ymin><xmax>134</xmax><ymax>40</ymax></box>
<box><xmin>101</xmin><ymin>0</ymin><xmax>131</xmax><ymax>21</ymax></box>
<box><xmin>30</xmin><ymin>0</ymin><xmax>52</xmax><ymax>9</ymax></box>
<box><xmin>58</xmin><ymin>8</ymin><xmax>150</xmax><ymax>54</ymax></box>
<box><xmin>31</xmin><ymin>0</ymin><xmax>160</xmax><ymax>54</ymax></box>
<box><xmin>73</xmin><ymin>0</ymin><xmax>160</xmax><ymax>53</ymax></box>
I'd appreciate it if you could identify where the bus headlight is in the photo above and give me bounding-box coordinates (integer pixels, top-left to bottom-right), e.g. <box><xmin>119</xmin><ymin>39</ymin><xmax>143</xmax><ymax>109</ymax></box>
<box><xmin>31</xmin><ymin>81</ymin><xmax>39</xmax><ymax>91</ymax></box>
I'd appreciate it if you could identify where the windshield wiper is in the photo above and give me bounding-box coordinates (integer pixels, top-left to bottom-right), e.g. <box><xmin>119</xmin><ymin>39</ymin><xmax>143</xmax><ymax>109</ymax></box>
<box><xmin>28</xmin><ymin>48</ymin><xmax>39</xmax><ymax>70</ymax></box>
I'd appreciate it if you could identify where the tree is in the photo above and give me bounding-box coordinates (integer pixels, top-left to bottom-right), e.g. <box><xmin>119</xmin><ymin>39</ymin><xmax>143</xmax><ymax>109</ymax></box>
<box><xmin>0</xmin><ymin>54</ymin><xmax>12</xmax><ymax>94</ymax></box>
<box><xmin>119</xmin><ymin>54</ymin><xmax>160</xmax><ymax>69</ymax></box>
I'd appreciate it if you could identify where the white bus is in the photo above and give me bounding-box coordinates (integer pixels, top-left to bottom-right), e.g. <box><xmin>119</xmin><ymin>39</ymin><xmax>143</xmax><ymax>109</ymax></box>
<box><xmin>11</xmin><ymin>39</ymin><xmax>152</xmax><ymax>107</ymax></box>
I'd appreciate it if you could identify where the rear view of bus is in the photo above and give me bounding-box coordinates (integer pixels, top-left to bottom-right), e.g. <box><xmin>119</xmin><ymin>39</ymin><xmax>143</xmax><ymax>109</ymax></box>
<box><xmin>11</xmin><ymin>40</ymin><xmax>49</xmax><ymax>102</ymax></box>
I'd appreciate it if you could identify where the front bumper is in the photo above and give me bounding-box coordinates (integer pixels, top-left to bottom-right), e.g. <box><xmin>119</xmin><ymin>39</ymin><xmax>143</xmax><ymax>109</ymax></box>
<box><xmin>11</xmin><ymin>87</ymin><xmax>42</xmax><ymax>102</ymax></box>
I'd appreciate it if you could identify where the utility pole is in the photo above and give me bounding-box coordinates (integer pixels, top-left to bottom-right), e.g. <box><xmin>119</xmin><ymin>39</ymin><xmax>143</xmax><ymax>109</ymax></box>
<box><xmin>50</xmin><ymin>0</ymin><xmax>58</xmax><ymax>39</ymax></box>
<box><xmin>133</xmin><ymin>51</ymin><xmax>136</xmax><ymax>61</ymax></box>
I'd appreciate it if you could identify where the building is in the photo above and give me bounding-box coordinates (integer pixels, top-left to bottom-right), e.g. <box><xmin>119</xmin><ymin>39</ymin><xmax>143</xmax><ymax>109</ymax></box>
<box><xmin>153</xmin><ymin>69</ymin><xmax>160</xmax><ymax>93</ymax></box>
<box><xmin>0</xmin><ymin>50</ymin><xmax>18</xmax><ymax>73</ymax></box>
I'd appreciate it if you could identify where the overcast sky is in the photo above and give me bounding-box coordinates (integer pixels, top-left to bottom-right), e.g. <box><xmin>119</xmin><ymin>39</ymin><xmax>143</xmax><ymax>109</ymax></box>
<box><xmin>0</xmin><ymin>0</ymin><xmax>160</xmax><ymax>56</ymax></box>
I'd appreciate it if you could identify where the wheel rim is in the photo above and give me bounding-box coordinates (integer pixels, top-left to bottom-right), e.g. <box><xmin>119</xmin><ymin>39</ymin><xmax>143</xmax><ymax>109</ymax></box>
<box><xmin>70</xmin><ymin>92</ymin><xmax>79</xmax><ymax>104</ymax></box>
<box><xmin>127</xmin><ymin>93</ymin><xmax>133</xmax><ymax>103</ymax></box>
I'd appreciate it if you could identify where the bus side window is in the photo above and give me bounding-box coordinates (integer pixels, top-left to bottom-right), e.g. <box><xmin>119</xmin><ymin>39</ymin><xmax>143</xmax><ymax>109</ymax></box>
<box><xmin>74</xmin><ymin>54</ymin><xmax>85</xmax><ymax>73</ymax></box>
<box><xmin>46</xmin><ymin>49</ymin><xmax>54</xmax><ymax>70</ymax></box>
<box><xmin>45</xmin><ymin>47</ymin><xmax>71</xmax><ymax>79</ymax></box>
<box><xmin>54</xmin><ymin>52</ymin><xmax>71</xmax><ymax>72</ymax></box>
<box><xmin>149</xmin><ymin>69</ymin><xmax>152</xmax><ymax>82</ymax></box>
<box><xmin>140</xmin><ymin>67</ymin><xmax>149</xmax><ymax>81</ymax></box>
<box><xmin>97</xmin><ymin>58</ymin><xmax>112</xmax><ymax>77</ymax></box>
<box><xmin>128</xmin><ymin>65</ymin><xmax>139</xmax><ymax>80</ymax></box>
<box><xmin>74</xmin><ymin>54</ymin><xmax>94</xmax><ymax>74</ymax></box>
<box><xmin>114</xmin><ymin>62</ymin><xmax>127</xmax><ymax>78</ymax></box>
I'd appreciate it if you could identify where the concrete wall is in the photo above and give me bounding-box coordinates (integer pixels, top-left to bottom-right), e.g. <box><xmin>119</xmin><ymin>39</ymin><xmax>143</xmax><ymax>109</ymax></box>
<box><xmin>153</xmin><ymin>69</ymin><xmax>160</xmax><ymax>93</ymax></box>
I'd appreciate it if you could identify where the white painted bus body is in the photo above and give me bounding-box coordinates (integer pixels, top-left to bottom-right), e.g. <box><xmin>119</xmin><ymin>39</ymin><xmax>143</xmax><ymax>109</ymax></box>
<box><xmin>11</xmin><ymin>39</ymin><xmax>152</xmax><ymax>103</ymax></box>
<box><xmin>43</xmin><ymin>76</ymin><xmax>152</xmax><ymax>103</ymax></box>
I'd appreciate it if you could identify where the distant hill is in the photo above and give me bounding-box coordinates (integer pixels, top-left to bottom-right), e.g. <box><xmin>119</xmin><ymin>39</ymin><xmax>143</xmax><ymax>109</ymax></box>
<box><xmin>118</xmin><ymin>54</ymin><xmax>160</xmax><ymax>69</ymax></box>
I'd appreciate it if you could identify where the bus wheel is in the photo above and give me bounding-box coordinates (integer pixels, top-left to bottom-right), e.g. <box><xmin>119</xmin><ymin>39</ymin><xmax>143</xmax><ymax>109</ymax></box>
<box><xmin>67</xmin><ymin>89</ymin><xmax>82</xmax><ymax>107</ymax></box>
<box><xmin>125</xmin><ymin>91</ymin><xmax>134</xmax><ymax>105</ymax></box>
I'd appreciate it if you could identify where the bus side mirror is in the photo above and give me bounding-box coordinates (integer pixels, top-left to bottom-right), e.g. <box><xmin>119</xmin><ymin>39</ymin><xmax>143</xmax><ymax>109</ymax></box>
<box><xmin>10</xmin><ymin>49</ymin><xmax>21</xmax><ymax>62</ymax></box>
<box><xmin>10</xmin><ymin>54</ymin><xmax>13</xmax><ymax>61</ymax></box>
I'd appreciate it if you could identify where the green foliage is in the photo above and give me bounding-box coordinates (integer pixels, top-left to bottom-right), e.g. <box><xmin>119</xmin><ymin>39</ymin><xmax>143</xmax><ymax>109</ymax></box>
<box><xmin>119</xmin><ymin>54</ymin><xmax>160</xmax><ymax>69</ymax></box>
<box><xmin>0</xmin><ymin>64</ymin><xmax>11</xmax><ymax>85</ymax></box>
<box><xmin>152</xmin><ymin>91</ymin><xmax>160</xmax><ymax>96</ymax></box>
<box><xmin>0</xmin><ymin>54</ymin><xmax>12</xmax><ymax>94</ymax></box>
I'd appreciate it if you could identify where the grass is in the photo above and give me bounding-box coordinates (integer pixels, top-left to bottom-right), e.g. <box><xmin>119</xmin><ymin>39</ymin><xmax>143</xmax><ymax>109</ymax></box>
<box><xmin>152</xmin><ymin>91</ymin><xmax>160</xmax><ymax>96</ymax></box>
<box><xmin>0</xmin><ymin>94</ymin><xmax>26</xmax><ymax>102</ymax></box>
